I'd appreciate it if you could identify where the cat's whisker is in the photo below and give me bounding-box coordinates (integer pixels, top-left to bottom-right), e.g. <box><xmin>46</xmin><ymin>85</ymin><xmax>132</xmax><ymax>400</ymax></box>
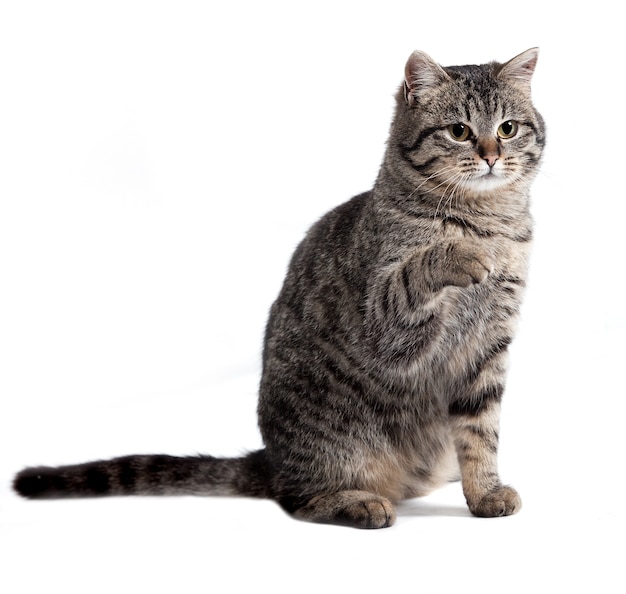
<box><xmin>452</xmin><ymin>174</ymin><xmax>474</xmax><ymax>218</ymax></box>
<box><xmin>408</xmin><ymin>165</ymin><xmax>458</xmax><ymax>200</ymax></box>
<box><xmin>432</xmin><ymin>170</ymin><xmax>467</xmax><ymax>221</ymax></box>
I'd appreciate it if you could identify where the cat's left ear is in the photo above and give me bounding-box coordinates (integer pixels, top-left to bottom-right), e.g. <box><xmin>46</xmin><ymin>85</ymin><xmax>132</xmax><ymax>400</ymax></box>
<box><xmin>497</xmin><ymin>48</ymin><xmax>539</xmax><ymax>91</ymax></box>
<box><xmin>404</xmin><ymin>51</ymin><xmax>450</xmax><ymax>106</ymax></box>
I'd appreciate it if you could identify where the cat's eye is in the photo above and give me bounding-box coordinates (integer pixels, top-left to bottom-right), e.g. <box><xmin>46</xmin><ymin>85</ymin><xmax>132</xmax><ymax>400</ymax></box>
<box><xmin>497</xmin><ymin>120</ymin><xmax>519</xmax><ymax>139</ymax></box>
<box><xmin>447</xmin><ymin>123</ymin><xmax>471</xmax><ymax>142</ymax></box>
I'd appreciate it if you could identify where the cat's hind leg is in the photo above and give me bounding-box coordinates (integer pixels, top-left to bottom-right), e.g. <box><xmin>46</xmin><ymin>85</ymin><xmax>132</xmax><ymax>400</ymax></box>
<box><xmin>280</xmin><ymin>490</ymin><xmax>396</xmax><ymax>529</ymax></box>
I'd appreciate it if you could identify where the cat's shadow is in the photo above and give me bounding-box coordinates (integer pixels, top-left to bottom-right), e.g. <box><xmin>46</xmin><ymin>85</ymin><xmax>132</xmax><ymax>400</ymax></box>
<box><xmin>397</xmin><ymin>500</ymin><xmax>471</xmax><ymax>518</ymax></box>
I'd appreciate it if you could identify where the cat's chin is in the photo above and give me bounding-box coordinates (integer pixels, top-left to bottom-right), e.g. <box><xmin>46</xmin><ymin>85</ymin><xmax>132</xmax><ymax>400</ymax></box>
<box><xmin>468</xmin><ymin>173</ymin><xmax>511</xmax><ymax>194</ymax></box>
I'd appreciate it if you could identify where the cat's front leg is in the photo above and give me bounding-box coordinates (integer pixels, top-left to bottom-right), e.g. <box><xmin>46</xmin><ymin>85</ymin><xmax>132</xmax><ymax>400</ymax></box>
<box><xmin>449</xmin><ymin>397</ymin><xmax>521</xmax><ymax>517</ymax></box>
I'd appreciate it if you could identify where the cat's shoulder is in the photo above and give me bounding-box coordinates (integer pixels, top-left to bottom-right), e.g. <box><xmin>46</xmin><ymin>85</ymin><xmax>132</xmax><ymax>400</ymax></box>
<box><xmin>304</xmin><ymin>191</ymin><xmax>373</xmax><ymax>242</ymax></box>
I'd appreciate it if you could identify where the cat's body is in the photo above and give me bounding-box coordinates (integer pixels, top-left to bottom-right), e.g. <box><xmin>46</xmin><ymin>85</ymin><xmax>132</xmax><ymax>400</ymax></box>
<box><xmin>14</xmin><ymin>49</ymin><xmax>545</xmax><ymax>528</ymax></box>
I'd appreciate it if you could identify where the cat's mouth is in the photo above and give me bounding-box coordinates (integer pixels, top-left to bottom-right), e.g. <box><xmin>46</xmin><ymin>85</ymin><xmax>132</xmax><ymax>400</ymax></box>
<box><xmin>469</xmin><ymin>169</ymin><xmax>510</xmax><ymax>192</ymax></box>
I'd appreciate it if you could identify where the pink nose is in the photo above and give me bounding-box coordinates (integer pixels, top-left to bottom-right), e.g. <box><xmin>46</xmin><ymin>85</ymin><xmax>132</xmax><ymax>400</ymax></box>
<box><xmin>483</xmin><ymin>155</ymin><xmax>499</xmax><ymax>168</ymax></box>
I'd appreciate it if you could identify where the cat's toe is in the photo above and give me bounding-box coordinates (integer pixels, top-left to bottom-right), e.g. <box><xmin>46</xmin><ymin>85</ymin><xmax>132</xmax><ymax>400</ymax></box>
<box><xmin>470</xmin><ymin>485</ymin><xmax>521</xmax><ymax>518</ymax></box>
<box><xmin>338</xmin><ymin>496</ymin><xmax>396</xmax><ymax>529</ymax></box>
<box><xmin>292</xmin><ymin>490</ymin><xmax>396</xmax><ymax>529</ymax></box>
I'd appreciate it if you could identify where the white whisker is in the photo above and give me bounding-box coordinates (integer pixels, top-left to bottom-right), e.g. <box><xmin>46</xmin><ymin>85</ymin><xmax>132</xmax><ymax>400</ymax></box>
<box><xmin>407</xmin><ymin>165</ymin><xmax>458</xmax><ymax>200</ymax></box>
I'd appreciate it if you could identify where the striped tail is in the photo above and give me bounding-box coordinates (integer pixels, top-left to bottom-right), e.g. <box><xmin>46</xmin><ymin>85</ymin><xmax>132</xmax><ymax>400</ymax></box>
<box><xmin>13</xmin><ymin>450</ymin><xmax>271</xmax><ymax>499</ymax></box>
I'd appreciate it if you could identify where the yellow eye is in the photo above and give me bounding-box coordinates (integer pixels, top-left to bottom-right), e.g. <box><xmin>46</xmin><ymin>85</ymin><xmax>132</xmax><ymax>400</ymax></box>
<box><xmin>497</xmin><ymin>120</ymin><xmax>519</xmax><ymax>139</ymax></box>
<box><xmin>447</xmin><ymin>123</ymin><xmax>471</xmax><ymax>142</ymax></box>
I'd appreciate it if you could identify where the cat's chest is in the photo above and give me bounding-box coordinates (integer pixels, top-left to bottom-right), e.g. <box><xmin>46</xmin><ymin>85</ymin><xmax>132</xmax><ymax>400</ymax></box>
<box><xmin>491</xmin><ymin>233</ymin><xmax>532</xmax><ymax>280</ymax></box>
<box><xmin>435</xmin><ymin>233</ymin><xmax>531</xmax><ymax>375</ymax></box>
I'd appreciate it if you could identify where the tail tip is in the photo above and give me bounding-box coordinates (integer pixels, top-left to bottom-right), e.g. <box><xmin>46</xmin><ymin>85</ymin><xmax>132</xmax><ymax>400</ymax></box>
<box><xmin>13</xmin><ymin>467</ymin><xmax>57</xmax><ymax>499</ymax></box>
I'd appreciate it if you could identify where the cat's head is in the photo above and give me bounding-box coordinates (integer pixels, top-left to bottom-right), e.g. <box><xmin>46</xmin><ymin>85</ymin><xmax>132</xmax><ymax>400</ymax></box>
<box><xmin>387</xmin><ymin>48</ymin><xmax>545</xmax><ymax>208</ymax></box>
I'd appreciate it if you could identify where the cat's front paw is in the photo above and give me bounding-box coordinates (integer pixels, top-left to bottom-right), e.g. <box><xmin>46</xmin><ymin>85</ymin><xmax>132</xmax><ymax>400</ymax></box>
<box><xmin>441</xmin><ymin>240</ymin><xmax>494</xmax><ymax>288</ymax></box>
<box><xmin>470</xmin><ymin>485</ymin><xmax>521</xmax><ymax>518</ymax></box>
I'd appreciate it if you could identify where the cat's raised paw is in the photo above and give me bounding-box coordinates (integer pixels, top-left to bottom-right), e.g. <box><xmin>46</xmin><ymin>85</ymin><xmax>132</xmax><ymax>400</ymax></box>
<box><xmin>440</xmin><ymin>240</ymin><xmax>495</xmax><ymax>289</ymax></box>
<box><xmin>470</xmin><ymin>485</ymin><xmax>521</xmax><ymax>518</ymax></box>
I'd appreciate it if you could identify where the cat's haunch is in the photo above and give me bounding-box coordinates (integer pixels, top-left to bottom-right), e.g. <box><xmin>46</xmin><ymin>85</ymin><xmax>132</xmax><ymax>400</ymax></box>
<box><xmin>14</xmin><ymin>49</ymin><xmax>544</xmax><ymax>528</ymax></box>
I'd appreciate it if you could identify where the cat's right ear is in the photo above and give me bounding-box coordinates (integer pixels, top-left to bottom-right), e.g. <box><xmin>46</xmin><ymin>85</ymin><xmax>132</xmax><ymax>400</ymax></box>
<box><xmin>404</xmin><ymin>51</ymin><xmax>450</xmax><ymax>106</ymax></box>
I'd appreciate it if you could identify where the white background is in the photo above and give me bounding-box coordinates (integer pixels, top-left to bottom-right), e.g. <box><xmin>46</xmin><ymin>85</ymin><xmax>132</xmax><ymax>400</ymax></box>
<box><xmin>1</xmin><ymin>1</ymin><xmax>624</xmax><ymax>592</ymax></box>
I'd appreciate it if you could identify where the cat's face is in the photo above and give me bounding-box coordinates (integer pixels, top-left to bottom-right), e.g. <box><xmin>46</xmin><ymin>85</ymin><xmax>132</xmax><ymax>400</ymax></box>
<box><xmin>394</xmin><ymin>49</ymin><xmax>545</xmax><ymax>206</ymax></box>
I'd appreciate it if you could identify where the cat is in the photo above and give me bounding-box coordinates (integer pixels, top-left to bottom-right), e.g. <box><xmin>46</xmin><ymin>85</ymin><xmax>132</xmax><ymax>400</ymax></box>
<box><xmin>14</xmin><ymin>48</ymin><xmax>545</xmax><ymax>529</ymax></box>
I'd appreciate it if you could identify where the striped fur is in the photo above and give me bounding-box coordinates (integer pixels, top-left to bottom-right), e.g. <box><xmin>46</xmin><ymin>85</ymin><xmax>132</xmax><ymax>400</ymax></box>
<box><xmin>14</xmin><ymin>49</ymin><xmax>545</xmax><ymax>528</ymax></box>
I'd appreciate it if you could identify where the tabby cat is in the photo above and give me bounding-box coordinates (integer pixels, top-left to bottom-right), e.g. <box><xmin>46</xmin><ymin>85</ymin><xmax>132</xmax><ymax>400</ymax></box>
<box><xmin>14</xmin><ymin>49</ymin><xmax>545</xmax><ymax>528</ymax></box>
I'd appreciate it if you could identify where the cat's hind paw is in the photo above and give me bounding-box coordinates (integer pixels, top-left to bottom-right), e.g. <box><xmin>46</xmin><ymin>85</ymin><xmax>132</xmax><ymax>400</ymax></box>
<box><xmin>292</xmin><ymin>490</ymin><xmax>396</xmax><ymax>529</ymax></box>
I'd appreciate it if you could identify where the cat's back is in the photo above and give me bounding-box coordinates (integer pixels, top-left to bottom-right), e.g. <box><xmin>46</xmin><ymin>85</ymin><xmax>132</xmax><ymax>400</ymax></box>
<box><xmin>258</xmin><ymin>190</ymin><xmax>382</xmax><ymax>466</ymax></box>
<box><xmin>270</xmin><ymin>191</ymin><xmax>376</xmax><ymax>314</ymax></box>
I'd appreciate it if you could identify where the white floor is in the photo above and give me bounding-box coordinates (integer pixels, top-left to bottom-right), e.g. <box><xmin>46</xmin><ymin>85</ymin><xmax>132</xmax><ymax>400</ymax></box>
<box><xmin>1</xmin><ymin>2</ymin><xmax>624</xmax><ymax>592</ymax></box>
<box><xmin>3</xmin><ymin>379</ymin><xmax>622</xmax><ymax>594</ymax></box>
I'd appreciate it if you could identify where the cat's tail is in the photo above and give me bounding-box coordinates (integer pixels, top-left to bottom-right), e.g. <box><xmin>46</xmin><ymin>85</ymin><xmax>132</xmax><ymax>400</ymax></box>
<box><xmin>13</xmin><ymin>450</ymin><xmax>272</xmax><ymax>500</ymax></box>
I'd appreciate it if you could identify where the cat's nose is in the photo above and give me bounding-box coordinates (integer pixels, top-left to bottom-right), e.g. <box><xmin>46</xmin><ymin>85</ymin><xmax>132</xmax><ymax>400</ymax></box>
<box><xmin>483</xmin><ymin>155</ymin><xmax>499</xmax><ymax>168</ymax></box>
<box><xmin>477</xmin><ymin>139</ymin><xmax>500</xmax><ymax>168</ymax></box>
